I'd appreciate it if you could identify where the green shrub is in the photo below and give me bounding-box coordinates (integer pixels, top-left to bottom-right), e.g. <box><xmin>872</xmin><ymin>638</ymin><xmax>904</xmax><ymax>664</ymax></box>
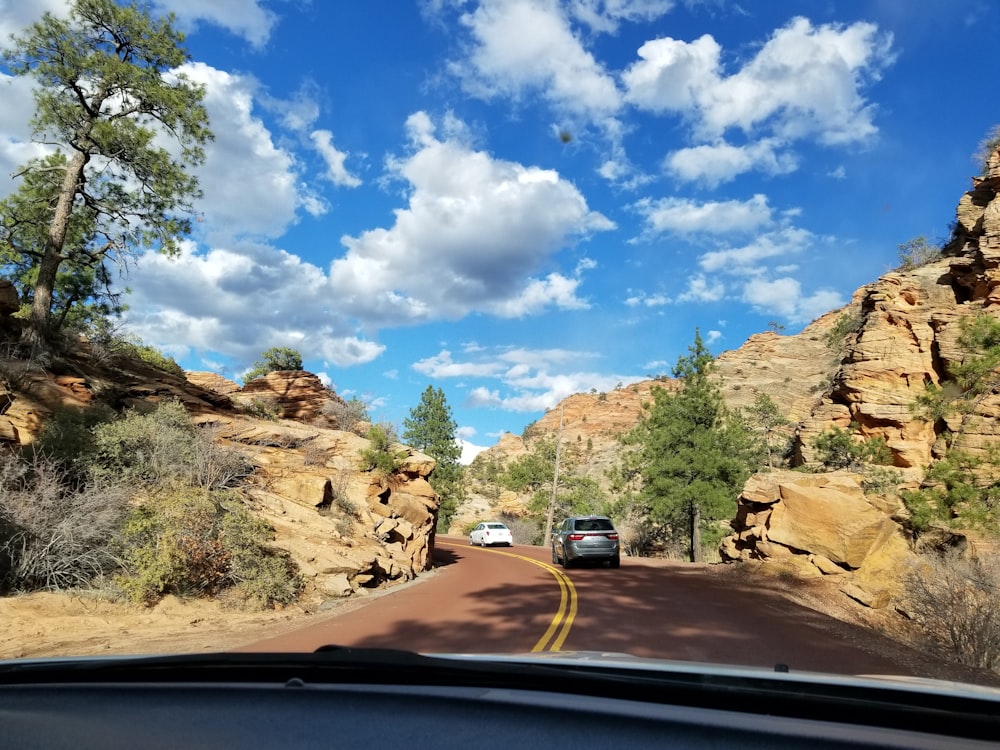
<box><xmin>359</xmin><ymin>425</ymin><xmax>405</xmax><ymax>477</ymax></box>
<box><xmin>813</xmin><ymin>424</ymin><xmax>893</xmax><ymax>469</ymax></box>
<box><xmin>824</xmin><ymin>311</ymin><xmax>863</xmax><ymax>350</ymax></box>
<box><xmin>31</xmin><ymin>404</ymin><xmax>116</xmax><ymax>484</ymax></box>
<box><xmin>117</xmin><ymin>339</ymin><xmax>185</xmax><ymax>376</ymax></box>
<box><xmin>92</xmin><ymin>401</ymin><xmax>199</xmax><ymax>488</ymax></box>
<box><xmin>241</xmin><ymin>396</ymin><xmax>283</xmax><ymax>421</ymax></box>
<box><xmin>862</xmin><ymin>465</ymin><xmax>903</xmax><ymax>496</ymax></box>
<box><xmin>115</xmin><ymin>489</ymin><xmax>300</xmax><ymax>608</ymax></box>
<box><xmin>902</xmin><ymin>448</ymin><xmax>1000</xmax><ymax>533</ymax></box>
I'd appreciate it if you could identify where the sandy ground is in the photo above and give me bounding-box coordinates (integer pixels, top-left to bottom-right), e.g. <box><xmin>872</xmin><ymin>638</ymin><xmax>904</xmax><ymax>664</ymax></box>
<box><xmin>0</xmin><ymin>577</ymin><xmax>434</xmax><ymax>660</ymax></box>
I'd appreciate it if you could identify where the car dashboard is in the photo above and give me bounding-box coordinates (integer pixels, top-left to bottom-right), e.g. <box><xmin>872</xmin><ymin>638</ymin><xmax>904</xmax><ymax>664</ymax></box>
<box><xmin>1</xmin><ymin>648</ymin><xmax>998</xmax><ymax>749</ymax></box>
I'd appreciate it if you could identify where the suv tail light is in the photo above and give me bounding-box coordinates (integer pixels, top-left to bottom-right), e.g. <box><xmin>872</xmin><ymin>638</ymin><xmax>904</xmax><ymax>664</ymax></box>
<box><xmin>606</xmin><ymin>533</ymin><xmax>619</xmax><ymax>540</ymax></box>
<box><xmin>568</xmin><ymin>533</ymin><xmax>584</xmax><ymax>541</ymax></box>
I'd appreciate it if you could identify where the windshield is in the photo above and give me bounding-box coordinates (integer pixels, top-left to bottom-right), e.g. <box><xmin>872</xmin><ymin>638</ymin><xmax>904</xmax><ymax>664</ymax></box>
<box><xmin>2</xmin><ymin>0</ymin><xmax>1000</xmax><ymax>695</ymax></box>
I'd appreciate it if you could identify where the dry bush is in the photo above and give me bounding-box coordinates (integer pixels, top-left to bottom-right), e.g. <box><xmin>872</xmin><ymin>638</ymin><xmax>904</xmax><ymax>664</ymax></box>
<box><xmin>191</xmin><ymin>426</ymin><xmax>255</xmax><ymax>489</ymax></box>
<box><xmin>0</xmin><ymin>454</ymin><xmax>128</xmax><ymax>593</ymax></box>
<box><xmin>499</xmin><ymin>514</ymin><xmax>540</xmax><ymax>545</ymax></box>
<box><xmin>321</xmin><ymin>396</ymin><xmax>370</xmax><ymax>435</ymax></box>
<box><xmin>116</xmin><ymin>489</ymin><xmax>301</xmax><ymax>608</ymax></box>
<box><xmin>904</xmin><ymin>551</ymin><xmax>1000</xmax><ymax>671</ymax></box>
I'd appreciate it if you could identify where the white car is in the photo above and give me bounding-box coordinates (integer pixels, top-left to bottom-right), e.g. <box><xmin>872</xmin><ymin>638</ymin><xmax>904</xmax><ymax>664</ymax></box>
<box><xmin>469</xmin><ymin>522</ymin><xmax>513</xmax><ymax>547</ymax></box>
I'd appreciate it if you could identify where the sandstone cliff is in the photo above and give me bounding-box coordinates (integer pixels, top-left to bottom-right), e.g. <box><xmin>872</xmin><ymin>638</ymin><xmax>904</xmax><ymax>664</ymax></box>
<box><xmin>465</xmin><ymin>145</ymin><xmax>1000</xmax><ymax>608</ymax></box>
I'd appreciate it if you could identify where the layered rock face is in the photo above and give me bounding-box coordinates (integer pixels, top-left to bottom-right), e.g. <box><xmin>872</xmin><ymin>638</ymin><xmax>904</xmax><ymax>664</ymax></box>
<box><xmin>721</xmin><ymin>146</ymin><xmax>1000</xmax><ymax>596</ymax></box>
<box><xmin>193</xmin><ymin>414</ymin><xmax>438</xmax><ymax>598</ymax></box>
<box><xmin>467</xmin><ymin>146</ymin><xmax>1000</xmax><ymax>607</ymax></box>
<box><xmin>238</xmin><ymin>370</ymin><xmax>336</xmax><ymax>423</ymax></box>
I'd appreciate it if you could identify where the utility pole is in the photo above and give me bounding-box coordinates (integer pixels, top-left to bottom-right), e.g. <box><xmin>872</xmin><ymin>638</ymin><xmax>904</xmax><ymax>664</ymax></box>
<box><xmin>542</xmin><ymin>405</ymin><xmax>564</xmax><ymax>549</ymax></box>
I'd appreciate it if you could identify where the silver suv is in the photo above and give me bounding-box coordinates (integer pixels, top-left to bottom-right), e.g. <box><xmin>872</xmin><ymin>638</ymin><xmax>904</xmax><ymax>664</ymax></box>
<box><xmin>551</xmin><ymin>515</ymin><xmax>620</xmax><ymax>568</ymax></box>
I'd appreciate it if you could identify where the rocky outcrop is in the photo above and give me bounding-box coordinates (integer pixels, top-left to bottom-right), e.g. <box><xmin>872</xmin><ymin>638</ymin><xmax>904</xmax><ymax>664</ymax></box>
<box><xmin>194</xmin><ymin>414</ymin><xmax>439</xmax><ymax>597</ymax></box>
<box><xmin>238</xmin><ymin>370</ymin><xmax>336</xmax><ymax>423</ymax></box>
<box><xmin>721</xmin><ymin>470</ymin><xmax>905</xmax><ymax>570</ymax></box>
<box><xmin>0</xmin><ymin>349</ymin><xmax>439</xmax><ymax>603</ymax></box>
<box><xmin>186</xmin><ymin>371</ymin><xmax>241</xmax><ymax>396</ymax></box>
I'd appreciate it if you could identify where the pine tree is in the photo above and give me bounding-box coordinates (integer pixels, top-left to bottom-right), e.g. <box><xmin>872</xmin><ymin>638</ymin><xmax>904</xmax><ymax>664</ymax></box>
<box><xmin>2</xmin><ymin>0</ymin><xmax>212</xmax><ymax>345</ymax></box>
<box><xmin>403</xmin><ymin>386</ymin><xmax>464</xmax><ymax>530</ymax></box>
<box><xmin>624</xmin><ymin>330</ymin><xmax>758</xmax><ymax>561</ymax></box>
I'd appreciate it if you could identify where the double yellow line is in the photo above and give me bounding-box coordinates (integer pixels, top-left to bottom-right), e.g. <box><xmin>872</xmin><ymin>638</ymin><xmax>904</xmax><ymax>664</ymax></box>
<box><xmin>441</xmin><ymin>542</ymin><xmax>578</xmax><ymax>652</ymax></box>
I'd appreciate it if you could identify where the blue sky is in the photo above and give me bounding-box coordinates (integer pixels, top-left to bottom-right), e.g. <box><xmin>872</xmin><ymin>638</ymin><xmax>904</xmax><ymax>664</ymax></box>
<box><xmin>1</xmin><ymin>0</ymin><xmax>999</xmax><ymax>460</ymax></box>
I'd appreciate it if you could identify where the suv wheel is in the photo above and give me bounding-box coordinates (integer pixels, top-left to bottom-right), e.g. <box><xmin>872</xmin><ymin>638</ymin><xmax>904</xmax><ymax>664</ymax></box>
<box><xmin>609</xmin><ymin>555</ymin><xmax>620</xmax><ymax>569</ymax></box>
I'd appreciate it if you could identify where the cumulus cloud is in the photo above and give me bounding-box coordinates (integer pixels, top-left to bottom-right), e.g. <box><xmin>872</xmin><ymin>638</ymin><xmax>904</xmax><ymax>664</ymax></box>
<box><xmin>624</xmin><ymin>17</ymin><xmax>894</xmax><ymax>145</ymax></box>
<box><xmin>568</xmin><ymin>0</ymin><xmax>674</xmax><ymax>33</ymax></box>
<box><xmin>664</xmin><ymin>138</ymin><xmax>798</xmax><ymax>186</ymax></box>
<box><xmin>154</xmin><ymin>0</ymin><xmax>279</xmax><ymax>49</ymax></box>
<box><xmin>741</xmin><ymin>276</ymin><xmax>844</xmax><ymax>322</ymax></box>
<box><xmin>178</xmin><ymin>63</ymin><xmax>302</xmax><ymax>242</ymax></box>
<box><xmin>452</xmin><ymin>0</ymin><xmax>622</xmax><ymax>120</ymax></box>
<box><xmin>413</xmin><ymin>350</ymin><xmax>506</xmax><ymax>378</ymax></box>
<box><xmin>122</xmin><ymin>240</ymin><xmax>386</xmax><ymax>367</ymax></box>
<box><xmin>330</xmin><ymin>111</ymin><xmax>613</xmax><ymax>324</ymax></box>
<box><xmin>413</xmin><ymin>344</ymin><xmax>640</xmax><ymax>414</ymax></box>
<box><xmin>677</xmin><ymin>275</ymin><xmax>725</xmax><ymax>303</ymax></box>
<box><xmin>634</xmin><ymin>193</ymin><xmax>774</xmax><ymax>236</ymax></box>
<box><xmin>698</xmin><ymin>226</ymin><xmax>815</xmax><ymax>274</ymax></box>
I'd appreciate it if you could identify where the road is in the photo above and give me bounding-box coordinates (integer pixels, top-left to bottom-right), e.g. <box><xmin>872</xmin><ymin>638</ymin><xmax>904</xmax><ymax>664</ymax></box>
<box><xmin>243</xmin><ymin>536</ymin><xmax>975</xmax><ymax>680</ymax></box>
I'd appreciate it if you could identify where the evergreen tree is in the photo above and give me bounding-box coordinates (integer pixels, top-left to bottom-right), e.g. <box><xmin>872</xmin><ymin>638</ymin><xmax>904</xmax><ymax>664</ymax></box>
<box><xmin>403</xmin><ymin>386</ymin><xmax>464</xmax><ymax>530</ymax></box>
<box><xmin>2</xmin><ymin>0</ymin><xmax>212</xmax><ymax>345</ymax></box>
<box><xmin>244</xmin><ymin>347</ymin><xmax>304</xmax><ymax>382</ymax></box>
<box><xmin>623</xmin><ymin>330</ymin><xmax>758</xmax><ymax>561</ymax></box>
<box><xmin>745</xmin><ymin>393</ymin><xmax>789</xmax><ymax>468</ymax></box>
<box><xmin>0</xmin><ymin>152</ymin><xmax>125</xmax><ymax>334</ymax></box>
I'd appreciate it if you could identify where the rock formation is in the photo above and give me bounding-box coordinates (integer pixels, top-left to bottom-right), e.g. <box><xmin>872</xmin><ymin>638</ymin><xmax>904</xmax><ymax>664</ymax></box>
<box><xmin>466</xmin><ymin>144</ymin><xmax>1000</xmax><ymax>609</ymax></box>
<box><xmin>0</xmin><ymin>337</ymin><xmax>439</xmax><ymax>603</ymax></box>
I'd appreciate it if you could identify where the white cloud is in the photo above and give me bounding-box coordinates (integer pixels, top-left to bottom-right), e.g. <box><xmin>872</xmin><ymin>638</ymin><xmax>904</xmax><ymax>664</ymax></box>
<box><xmin>0</xmin><ymin>0</ymin><xmax>64</xmax><ymax>42</ymax></box>
<box><xmin>623</xmin><ymin>17</ymin><xmax>894</xmax><ymax>147</ymax></box>
<box><xmin>415</xmin><ymin>343</ymin><xmax>641</xmax><ymax>416</ymax></box>
<box><xmin>624</xmin><ymin>291</ymin><xmax>670</xmax><ymax>307</ymax></box>
<box><xmin>413</xmin><ymin>350</ymin><xmax>505</xmax><ymax>378</ymax></box>
<box><xmin>741</xmin><ymin>276</ymin><xmax>844</xmax><ymax>322</ymax></box>
<box><xmin>460</xmin><ymin>439</ymin><xmax>489</xmax><ymax>464</ymax></box>
<box><xmin>568</xmin><ymin>0</ymin><xmax>674</xmax><ymax>33</ymax></box>
<box><xmin>664</xmin><ymin>138</ymin><xmax>798</xmax><ymax>186</ymax></box>
<box><xmin>310</xmin><ymin>130</ymin><xmax>362</xmax><ymax>187</ymax></box>
<box><xmin>634</xmin><ymin>194</ymin><xmax>774</xmax><ymax>236</ymax></box>
<box><xmin>154</xmin><ymin>0</ymin><xmax>279</xmax><ymax>49</ymax></box>
<box><xmin>698</xmin><ymin>227</ymin><xmax>814</xmax><ymax>274</ymax></box>
<box><xmin>178</xmin><ymin>63</ymin><xmax>302</xmax><ymax>242</ymax></box>
<box><xmin>705</xmin><ymin>329</ymin><xmax>722</xmax><ymax>344</ymax></box>
<box><xmin>453</xmin><ymin>0</ymin><xmax>622</xmax><ymax>120</ymax></box>
<box><xmin>0</xmin><ymin>74</ymin><xmax>50</xmax><ymax>196</ymax></box>
<box><xmin>677</xmin><ymin>275</ymin><xmax>725</xmax><ymax>303</ymax></box>
<box><xmin>330</xmin><ymin>112</ymin><xmax>613</xmax><ymax>325</ymax></box>
<box><xmin>122</xmin><ymin>240</ymin><xmax>387</xmax><ymax>368</ymax></box>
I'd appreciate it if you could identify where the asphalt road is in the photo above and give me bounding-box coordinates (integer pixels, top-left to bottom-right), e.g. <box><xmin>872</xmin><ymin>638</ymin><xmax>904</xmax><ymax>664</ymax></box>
<box><xmin>243</xmin><ymin>535</ymin><xmax>979</xmax><ymax>681</ymax></box>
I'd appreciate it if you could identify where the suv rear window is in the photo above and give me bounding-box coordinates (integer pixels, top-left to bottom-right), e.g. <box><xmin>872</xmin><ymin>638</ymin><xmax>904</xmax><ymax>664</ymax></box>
<box><xmin>486</xmin><ymin>523</ymin><xmax>507</xmax><ymax>529</ymax></box>
<box><xmin>573</xmin><ymin>518</ymin><xmax>613</xmax><ymax>531</ymax></box>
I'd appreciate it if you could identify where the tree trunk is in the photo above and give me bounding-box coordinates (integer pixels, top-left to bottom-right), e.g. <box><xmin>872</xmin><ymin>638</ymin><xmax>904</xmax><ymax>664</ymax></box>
<box><xmin>690</xmin><ymin>502</ymin><xmax>702</xmax><ymax>563</ymax></box>
<box><xmin>542</xmin><ymin>406</ymin><xmax>564</xmax><ymax>549</ymax></box>
<box><xmin>26</xmin><ymin>150</ymin><xmax>88</xmax><ymax>345</ymax></box>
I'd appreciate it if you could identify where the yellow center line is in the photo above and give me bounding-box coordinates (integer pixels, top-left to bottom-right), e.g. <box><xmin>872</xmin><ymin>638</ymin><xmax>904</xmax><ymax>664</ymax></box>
<box><xmin>438</xmin><ymin>541</ymin><xmax>578</xmax><ymax>652</ymax></box>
